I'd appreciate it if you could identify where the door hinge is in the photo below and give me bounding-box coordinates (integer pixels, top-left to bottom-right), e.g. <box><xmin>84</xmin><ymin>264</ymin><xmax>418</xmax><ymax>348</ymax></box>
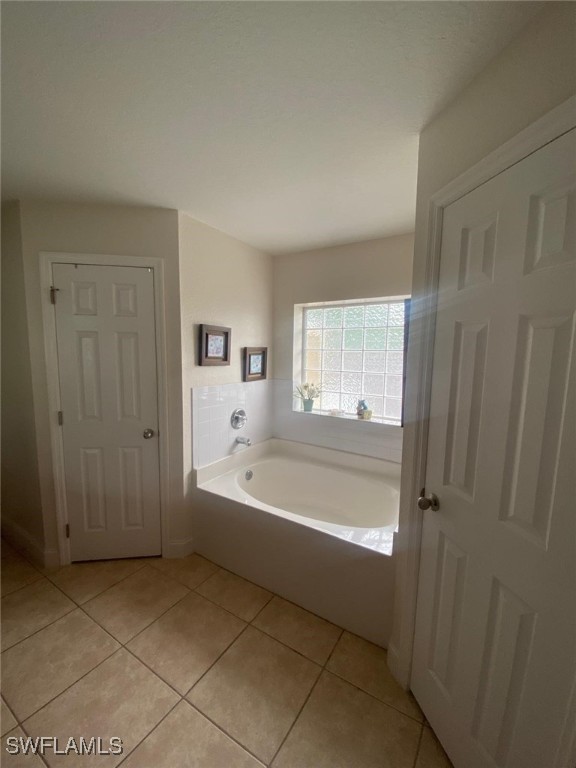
<box><xmin>50</xmin><ymin>286</ymin><xmax>60</xmax><ymax>304</ymax></box>
<box><xmin>65</xmin><ymin>524</ymin><xmax>70</xmax><ymax>539</ymax></box>
<box><xmin>57</xmin><ymin>411</ymin><xmax>63</xmax><ymax>426</ymax></box>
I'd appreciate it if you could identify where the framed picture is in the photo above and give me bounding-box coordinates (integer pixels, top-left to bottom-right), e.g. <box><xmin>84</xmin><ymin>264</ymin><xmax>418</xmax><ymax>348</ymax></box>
<box><xmin>243</xmin><ymin>347</ymin><xmax>267</xmax><ymax>382</ymax></box>
<box><xmin>199</xmin><ymin>324</ymin><xmax>231</xmax><ymax>366</ymax></box>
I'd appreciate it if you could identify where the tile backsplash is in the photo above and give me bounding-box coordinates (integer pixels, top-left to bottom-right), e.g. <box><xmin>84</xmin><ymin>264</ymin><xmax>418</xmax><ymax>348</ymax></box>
<box><xmin>192</xmin><ymin>380</ymin><xmax>273</xmax><ymax>468</ymax></box>
<box><xmin>192</xmin><ymin>378</ymin><xmax>402</xmax><ymax>468</ymax></box>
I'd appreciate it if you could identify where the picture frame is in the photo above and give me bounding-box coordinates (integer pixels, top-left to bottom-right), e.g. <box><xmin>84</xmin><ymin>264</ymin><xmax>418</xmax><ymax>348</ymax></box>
<box><xmin>199</xmin><ymin>324</ymin><xmax>231</xmax><ymax>366</ymax></box>
<box><xmin>242</xmin><ymin>347</ymin><xmax>267</xmax><ymax>382</ymax></box>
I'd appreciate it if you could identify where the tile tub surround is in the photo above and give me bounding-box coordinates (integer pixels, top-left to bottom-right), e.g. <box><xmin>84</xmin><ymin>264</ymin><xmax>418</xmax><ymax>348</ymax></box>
<box><xmin>191</xmin><ymin>378</ymin><xmax>403</xmax><ymax>469</ymax></box>
<box><xmin>192</xmin><ymin>379</ymin><xmax>273</xmax><ymax>468</ymax></box>
<box><xmin>0</xmin><ymin>542</ymin><xmax>452</xmax><ymax>768</ymax></box>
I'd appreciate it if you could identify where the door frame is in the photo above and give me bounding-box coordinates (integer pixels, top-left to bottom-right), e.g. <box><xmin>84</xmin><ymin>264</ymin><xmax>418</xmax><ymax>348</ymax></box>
<box><xmin>388</xmin><ymin>95</ymin><xmax>576</xmax><ymax>690</ymax></box>
<box><xmin>40</xmin><ymin>251</ymin><xmax>171</xmax><ymax>565</ymax></box>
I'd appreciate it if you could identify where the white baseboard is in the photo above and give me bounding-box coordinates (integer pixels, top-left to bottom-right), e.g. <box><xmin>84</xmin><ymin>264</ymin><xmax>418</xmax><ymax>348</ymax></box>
<box><xmin>1</xmin><ymin>517</ymin><xmax>60</xmax><ymax>569</ymax></box>
<box><xmin>387</xmin><ymin>641</ymin><xmax>411</xmax><ymax>690</ymax></box>
<box><xmin>162</xmin><ymin>537</ymin><xmax>195</xmax><ymax>559</ymax></box>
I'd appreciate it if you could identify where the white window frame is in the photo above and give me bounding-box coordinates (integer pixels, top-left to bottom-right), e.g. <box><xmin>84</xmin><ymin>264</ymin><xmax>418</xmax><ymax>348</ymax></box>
<box><xmin>293</xmin><ymin>295</ymin><xmax>410</xmax><ymax>426</ymax></box>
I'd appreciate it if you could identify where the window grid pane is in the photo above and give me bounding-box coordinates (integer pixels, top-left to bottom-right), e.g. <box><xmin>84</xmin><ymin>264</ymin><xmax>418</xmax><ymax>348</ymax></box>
<box><xmin>301</xmin><ymin>300</ymin><xmax>406</xmax><ymax>425</ymax></box>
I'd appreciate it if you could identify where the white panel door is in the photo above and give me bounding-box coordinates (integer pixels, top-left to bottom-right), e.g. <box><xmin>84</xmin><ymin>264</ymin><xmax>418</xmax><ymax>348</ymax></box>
<box><xmin>53</xmin><ymin>263</ymin><xmax>161</xmax><ymax>561</ymax></box>
<box><xmin>411</xmin><ymin>130</ymin><xmax>575</xmax><ymax>768</ymax></box>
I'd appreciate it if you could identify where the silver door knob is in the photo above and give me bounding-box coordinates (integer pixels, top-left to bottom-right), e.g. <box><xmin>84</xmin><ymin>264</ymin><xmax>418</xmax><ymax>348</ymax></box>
<box><xmin>143</xmin><ymin>429</ymin><xmax>155</xmax><ymax>439</ymax></box>
<box><xmin>418</xmin><ymin>492</ymin><xmax>440</xmax><ymax>511</ymax></box>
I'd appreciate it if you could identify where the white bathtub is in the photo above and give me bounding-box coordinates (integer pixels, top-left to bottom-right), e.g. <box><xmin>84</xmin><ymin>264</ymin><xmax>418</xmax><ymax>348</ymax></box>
<box><xmin>198</xmin><ymin>452</ymin><xmax>398</xmax><ymax>555</ymax></box>
<box><xmin>193</xmin><ymin>439</ymin><xmax>400</xmax><ymax>646</ymax></box>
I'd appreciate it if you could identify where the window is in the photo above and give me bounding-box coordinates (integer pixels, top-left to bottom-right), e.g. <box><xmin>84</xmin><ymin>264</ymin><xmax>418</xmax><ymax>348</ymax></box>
<box><xmin>298</xmin><ymin>298</ymin><xmax>409</xmax><ymax>425</ymax></box>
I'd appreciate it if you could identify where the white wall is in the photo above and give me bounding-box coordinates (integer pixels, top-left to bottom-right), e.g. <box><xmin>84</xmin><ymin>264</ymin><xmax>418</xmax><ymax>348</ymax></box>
<box><xmin>273</xmin><ymin>234</ymin><xmax>414</xmax><ymax>460</ymax></box>
<box><xmin>4</xmin><ymin>201</ymin><xmax>184</xmax><ymax>562</ymax></box>
<box><xmin>1</xmin><ymin>202</ymin><xmax>45</xmax><ymax>558</ymax></box>
<box><xmin>178</xmin><ymin>212</ymin><xmax>273</xmax><ymax>482</ymax></box>
<box><xmin>391</xmin><ymin>3</ymin><xmax>576</xmax><ymax>685</ymax></box>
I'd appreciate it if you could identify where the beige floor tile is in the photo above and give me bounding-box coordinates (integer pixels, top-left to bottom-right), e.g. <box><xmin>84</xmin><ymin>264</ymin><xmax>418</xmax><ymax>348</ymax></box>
<box><xmin>189</xmin><ymin>626</ymin><xmax>320</xmax><ymax>763</ymax></box>
<box><xmin>1</xmin><ymin>698</ymin><xmax>18</xmax><ymax>736</ymax></box>
<box><xmin>253</xmin><ymin>596</ymin><xmax>341</xmax><ymax>665</ymax></box>
<box><xmin>415</xmin><ymin>726</ymin><xmax>454</xmax><ymax>768</ymax></box>
<box><xmin>46</xmin><ymin>558</ymin><xmax>147</xmax><ymax>604</ymax></box>
<box><xmin>148</xmin><ymin>553</ymin><xmax>219</xmax><ymax>590</ymax></box>
<box><xmin>83</xmin><ymin>566</ymin><xmax>189</xmax><ymax>643</ymax></box>
<box><xmin>128</xmin><ymin>591</ymin><xmax>245</xmax><ymax>694</ymax></box>
<box><xmin>1</xmin><ymin>554</ymin><xmax>42</xmax><ymax>597</ymax></box>
<box><xmin>24</xmin><ymin>649</ymin><xmax>179</xmax><ymax>768</ymax></box>
<box><xmin>196</xmin><ymin>570</ymin><xmax>271</xmax><ymax>621</ymax></box>
<box><xmin>1</xmin><ymin>580</ymin><xmax>75</xmax><ymax>651</ymax></box>
<box><xmin>327</xmin><ymin>631</ymin><xmax>423</xmax><ymax>720</ymax></box>
<box><xmin>272</xmin><ymin>671</ymin><xmax>421</xmax><ymax>768</ymax></box>
<box><xmin>2</xmin><ymin>727</ymin><xmax>46</xmax><ymax>767</ymax></box>
<box><xmin>121</xmin><ymin>700</ymin><xmax>264</xmax><ymax>768</ymax></box>
<box><xmin>2</xmin><ymin>609</ymin><xmax>120</xmax><ymax>721</ymax></box>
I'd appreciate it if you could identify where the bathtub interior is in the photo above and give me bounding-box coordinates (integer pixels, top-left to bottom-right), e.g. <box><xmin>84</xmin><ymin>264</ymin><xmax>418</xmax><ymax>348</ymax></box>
<box><xmin>196</xmin><ymin>440</ymin><xmax>400</xmax><ymax>555</ymax></box>
<box><xmin>237</xmin><ymin>457</ymin><xmax>398</xmax><ymax>528</ymax></box>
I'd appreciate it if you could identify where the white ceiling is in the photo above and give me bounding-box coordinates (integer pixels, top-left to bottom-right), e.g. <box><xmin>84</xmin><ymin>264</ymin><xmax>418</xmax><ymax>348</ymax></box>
<box><xmin>2</xmin><ymin>2</ymin><xmax>543</xmax><ymax>254</ymax></box>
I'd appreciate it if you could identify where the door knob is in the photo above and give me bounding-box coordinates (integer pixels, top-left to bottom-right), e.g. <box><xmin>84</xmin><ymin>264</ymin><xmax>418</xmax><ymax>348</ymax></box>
<box><xmin>143</xmin><ymin>428</ymin><xmax>155</xmax><ymax>439</ymax></box>
<box><xmin>418</xmin><ymin>491</ymin><xmax>440</xmax><ymax>511</ymax></box>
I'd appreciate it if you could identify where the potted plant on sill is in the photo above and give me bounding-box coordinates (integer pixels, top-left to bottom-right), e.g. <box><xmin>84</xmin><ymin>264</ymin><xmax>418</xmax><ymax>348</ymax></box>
<box><xmin>294</xmin><ymin>382</ymin><xmax>322</xmax><ymax>412</ymax></box>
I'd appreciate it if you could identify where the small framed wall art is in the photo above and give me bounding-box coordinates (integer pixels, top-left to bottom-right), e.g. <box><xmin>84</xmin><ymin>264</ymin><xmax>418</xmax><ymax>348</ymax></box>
<box><xmin>242</xmin><ymin>347</ymin><xmax>267</xmax><ymax>382</ymax></box>
<box><xmin>199</xmin><ymin>324</ymin><xmax>231</xmax><ymax>366</ymax></box>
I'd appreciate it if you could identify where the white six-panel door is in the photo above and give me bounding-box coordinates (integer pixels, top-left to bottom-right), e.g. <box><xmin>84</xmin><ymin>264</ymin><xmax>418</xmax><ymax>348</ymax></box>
<box><xmin>53</xmin><ymin>263</ymin><xmax>162</xmax><ymax>561</ymax></box>
<box><xmin>411</xmin><ymin>130</ymin><xmax>575</xmax><ymax>767</ymax></box>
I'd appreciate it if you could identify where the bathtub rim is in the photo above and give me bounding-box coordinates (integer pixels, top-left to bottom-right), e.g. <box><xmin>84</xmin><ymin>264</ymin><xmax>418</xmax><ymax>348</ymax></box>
<box><xmin>195</xmin><ymin>437</ymin><xmax>401</xmax><ymax>485</ymax></box>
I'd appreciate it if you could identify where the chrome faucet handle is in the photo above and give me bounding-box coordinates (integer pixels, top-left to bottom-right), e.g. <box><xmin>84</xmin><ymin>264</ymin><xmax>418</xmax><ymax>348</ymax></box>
<box><xmin>231</xmin><ymin>408</ymin><xmax>247</xmax><ymax>429</ymax></box>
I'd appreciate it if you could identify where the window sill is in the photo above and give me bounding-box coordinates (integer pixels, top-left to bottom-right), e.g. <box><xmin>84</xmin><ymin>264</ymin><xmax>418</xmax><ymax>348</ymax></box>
<box><xmin>291</xmin><ymin>407</ymin><xmax>402</xmax><ymax>429</ymax></box>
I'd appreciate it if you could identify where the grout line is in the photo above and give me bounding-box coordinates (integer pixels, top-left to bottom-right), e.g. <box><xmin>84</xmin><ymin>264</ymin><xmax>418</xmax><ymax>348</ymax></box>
<box><xmin>114</xmin><ymin>587</ymin><xmax>194</xmax><ymax>648</ymax></box>
<box><xmin>249</xmin><ymin>592</ymin><xmax>276</xmax><ymax>623</ymax></box>
<box><xmin>17</xmin><ymin>647</ymin><xmax>124</xmax><ymax>728</ymax></box>
<box><xmin>277</xmin><ymin>596</ymin><xmax>342</xmax><ymax>631</ymax></box>
<box><xmin>267</xmin><ymin>627</ymin><xmax>343</xmax><ymax>765</ymax></box>
<box><xmin>324</xmin><ymin>627</ymin><xmax>344</xmax><ymax>668</ymax></box>
<box><xmin>122</xmin><ymin>645</ymin><xmax>187</xmax><ymax>700</ymax></box>
<box><xmin>268</xmin><ymin>667</ymin><xmax>323</xmax><ymax>766</ymax></box>
<box><xmin>0</xmin><ymin>696</ymin><xmax>19</xmax><ymax>737</ymax></box>
<box><xmin>75</xmin><ymin>562</ymin><xmax>178</xmax><ymax>609</ymax></box>
<box><xmin>192</xmin><ymin>578</ymin><xmax>274</xmax><ymax>624</ymax></box>
<box><xmin>1</xmin><ymin>602</ymin><xmax>77</xmax><ymax>653</ymax></box>
<box><xmin>186</xmin><ymin>700</ymin><xmax>267</xmax><ymax>767</ymax></box>
<box><xmin>114</xmin><ymin>697</ymin><xmax>183</xmax><ymax>767</ymax></box>
<box><xmin>412</xmin><ymin>723</ymin><xmax>425</xmax><ymax>768</ymax></box>
<box><xmin>184</xmin><ymin>623</ymin><xmax>252</xmax><ymax>697</ymax></box>
<box><xmin>190</xmin><ymin>584</ymin><xmax>253</xmax><ymax>620</ymax></box>
<box><xmin>1</xmin><ymin>573</ymin><xmax>45</xmax><ymax>600</ymax></box>
<box><xmin>247</xmin><ymin>622</ymin><xmax>336</xmax><ymax>667</ymax></box>
<box><xmin>18</xmin><ymin>719</ymin><xmax>51</xmax><ymax>768</ymax></box>
<box><xmin>324</xmin><ymin>666</ymin><xmax>425</xmax><ymax>725</ymax></box>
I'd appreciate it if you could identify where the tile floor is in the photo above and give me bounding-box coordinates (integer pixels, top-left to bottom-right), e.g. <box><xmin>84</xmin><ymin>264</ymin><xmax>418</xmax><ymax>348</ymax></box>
<box><xmin>1</xmin><ymin>540</ymin><xmax>453</xmax><ymax>767</ymax></box>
